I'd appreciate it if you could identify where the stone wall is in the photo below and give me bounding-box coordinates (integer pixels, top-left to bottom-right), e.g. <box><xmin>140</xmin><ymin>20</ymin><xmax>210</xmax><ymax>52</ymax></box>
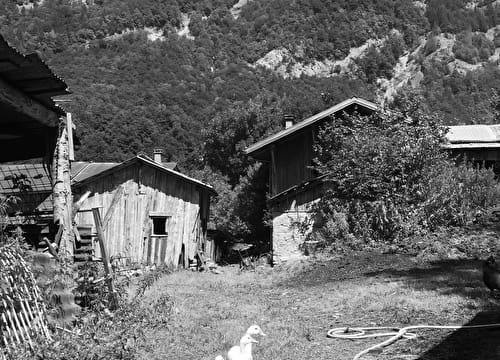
<box><xmin>271</xmin><ymin>188</ymin><xmax>322</xmax><ymax>263</ymax></box>
<box><xmin>272</xmin><ymin>209</ymin><xmax>311</xmax><ymax>262</ymax></box>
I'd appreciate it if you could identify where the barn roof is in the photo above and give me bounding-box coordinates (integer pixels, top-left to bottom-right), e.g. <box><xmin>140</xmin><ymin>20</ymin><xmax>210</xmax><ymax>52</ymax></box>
<box><xmin>71</xmin><ymin>162</ymin><xmax>119</xmax><ymax>183</ymax></box>
<box><xmin>73</xmin><ymin>155</ymin><xmax>217</xmax><ymax>195</ymax></box>
<box><xmin>0</xmin><ymin>162</ymin><xmax>119</xmax><ymax>194</ymax></box>
<box><xmin>0</xmin><ymin>35</ymin><xmax>69</xmax><ymax>115</ymax></box>
<box><xmin>0</xmin><ymin>158</ymin><xmax>215</xmax><ymax>196</ymax></box>
<box><xmin>245</xmin><ymin>97</ymin><xmax>378</xmax><ymax>160</ymax></box>
<box><xmin>443</xmin><ymin>124</ymin><xmax>500</xmax><ymax>149</ymax></box>
<box><xmin>0</xmin><ymin>34</ymin><xmax>70</xmax><ymax>162</ymax></box>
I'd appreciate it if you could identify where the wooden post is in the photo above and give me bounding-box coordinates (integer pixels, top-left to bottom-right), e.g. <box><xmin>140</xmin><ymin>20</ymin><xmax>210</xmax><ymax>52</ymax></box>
<box><xmin>270</xmin><ymin>144</ymin><xmax>278</xmax><ymax>195</ymax></box>
<box><xmin>52</xmin><ymin>118</ymin><xmax>73</xmax><ymax>257</ymax></box>
<box><xmin>66</xmin><ymin>113</ymin><xmax>74</xmax><ymax>161</ymax></box>
<box><xmin>92</xmin><ymin>208</ymin><xmax>117</xmax><ymax>309</ymax></box>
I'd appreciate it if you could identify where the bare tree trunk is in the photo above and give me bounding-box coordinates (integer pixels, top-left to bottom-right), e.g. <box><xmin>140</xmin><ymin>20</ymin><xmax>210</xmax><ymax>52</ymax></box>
<box><xmin>52</xmin><ymin>118</ymin><xmax>73</xmax><ymax>256</ymax></box>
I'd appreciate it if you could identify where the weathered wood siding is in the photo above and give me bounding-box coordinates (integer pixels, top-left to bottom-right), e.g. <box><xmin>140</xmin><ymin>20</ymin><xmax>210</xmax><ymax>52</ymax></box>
<box><xmin>272</xmin><ymin>131</ymin><xmax>315</xmax><ymax>196</ymax></box>
<box><xmin>74</xmin><ymin>163</ymin><xmax>208</xmax><ymax>268</ymax></box>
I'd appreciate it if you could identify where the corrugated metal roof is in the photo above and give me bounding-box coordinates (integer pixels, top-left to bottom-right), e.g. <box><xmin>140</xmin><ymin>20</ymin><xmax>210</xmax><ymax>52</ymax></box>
<box><xmin>245</xmin><ymin>97</ymin><xmax>379</xmax><ymax>158</ymax></box>
<box><xmin>445</xmin><ymin>125</ymin><xmax>500</xmax><ymax>143</ymax></box>
<box><xmin>0</xmin><ymin>34</ymin><xmax>69</xmax><ymax>115</ymax></box>
<box><xmin>0</xmin><ymin>162</ymin><xmax>118</xmax><ymax>194</ymax></box>
<box><xmin>442</xmin><ymin>143</ymin><xmax>500</xmax><ymax>149</ymax></box>
<box><xmin>1</xmin><ymin>158</ymin><xmax>215</xmax><ymax>197</ymax></box>
<box><xmin>0</xmin><ymin>163</ymin><xmax>51</xmax><ymax>193</ymax></box>
<box><xmin>71</xmin><ymin>162</ymin><xmax>119</xmax><ymax>183</ymax></box>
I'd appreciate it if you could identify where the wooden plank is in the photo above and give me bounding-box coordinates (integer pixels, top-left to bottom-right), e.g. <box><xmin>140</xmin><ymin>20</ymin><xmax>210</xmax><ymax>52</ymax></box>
<box><xmin>270</xmin><ymin>144</ymin><xmax>278</xmax><ymax>195</ymax></box>
<box><xmin>92</xmin><ymin>208</ymin><xmax>117</xmax><ymax>309</ymax></box>
<box><xmin>72</xmin><ymin>191</ymin><xmax>91</xmax><ymax>220</ymax></box>
<box><xmin>154</xmin><ymin>236</ymin><xmax>161</xmax><ymax>264</ymax></box>
<box><xmin>159</xmin><ymin>236</ymin><xmax>167</xmax><ymax>264</ymax></box>
<box><xmin>146</xmin><ymin>236</ymin><xmax>152</xmax><ymax>265</ymax></box>
<box><xmin>72</xmin><ymin>224</ymin><xmax>82</xmax><ymax>246</ymax></box>
<box><xmin>52</xmin><ymin>125</ymin><xmax>73</xmax><ymax>256</ymax></box>
<box><xmin>0</xmin><ymin>76</ymin><xmax>59</xmax><ymax>126</ymax></box>
<box><xmin>102</xmin><ymin>185</ymin><xmax>124</xmax><ymax>228</ymax></box>
<box><xmin>66</xmin><ymin>113</ymin><xmax>74</xmax><ymax>161</ymax></box>
<box><xmin>54</xmin><ymin>224</ymin><xmax>63</xmax><ymax>248</ymax></box>
<box><xmin>44</xmin><ymin>236</ymin><xmax>59</xmax><ymax>261</ymax></box>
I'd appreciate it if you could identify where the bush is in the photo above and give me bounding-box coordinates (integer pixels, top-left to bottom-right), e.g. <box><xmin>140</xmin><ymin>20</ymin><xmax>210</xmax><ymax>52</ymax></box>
<box><xmin>6</xmin><ymin>268</ymin><xmax>174</xmax><ymax>360</ymax></box>
<box><xmin>306</xmin><ymin>99</ymin><xmax>500</xmax><ymax>251</ymax></box>
<box><xmin>422</xmin><ymin>161</ymin><xmax>500</xmax><ymax>228</ymax></box>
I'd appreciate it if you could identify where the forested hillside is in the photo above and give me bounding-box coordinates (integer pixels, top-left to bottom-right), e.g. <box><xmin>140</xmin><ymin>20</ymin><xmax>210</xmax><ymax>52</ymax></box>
<box><xmin>2</xmin><ymin>0</ymin><xmax>500</xmax><ymax>243</ymax></box>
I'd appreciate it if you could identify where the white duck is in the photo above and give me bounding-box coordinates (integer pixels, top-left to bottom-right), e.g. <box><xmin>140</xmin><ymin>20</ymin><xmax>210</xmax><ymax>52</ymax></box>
<box><xmin>227</xmin><ymin>334</ymin><xmax>258</xmax><ymax>360</ymax></box>
<box><xmin>245</xmin><ymin>324</ymin><xmax>266</xmax><ymax>338</ymax></box>
<box><xmin>215</xmin><ymin>325</ymin><xmax>266</xmax><ymax>360</ymax></box>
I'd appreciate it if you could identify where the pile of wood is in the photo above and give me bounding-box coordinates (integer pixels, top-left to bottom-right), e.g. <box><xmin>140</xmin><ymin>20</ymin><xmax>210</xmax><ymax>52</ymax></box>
<box><xmin>0</xmin><ymin>243</ymin><xmax>50</xmax><ymax>350</ymax></box>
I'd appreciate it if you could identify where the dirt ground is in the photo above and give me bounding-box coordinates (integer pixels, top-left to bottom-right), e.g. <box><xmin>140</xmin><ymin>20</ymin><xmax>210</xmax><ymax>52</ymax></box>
<box><xmin>139</xmin><ymin>250</ymin><xmax>500</xmax><ymax>360</ymax></box>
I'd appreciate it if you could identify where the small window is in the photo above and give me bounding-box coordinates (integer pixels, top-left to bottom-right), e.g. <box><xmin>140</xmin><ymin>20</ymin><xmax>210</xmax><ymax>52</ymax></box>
<box><xmin>151</xmin><ymin>216</ymin><xmax>168</xmax><ymax>236</ymax></box>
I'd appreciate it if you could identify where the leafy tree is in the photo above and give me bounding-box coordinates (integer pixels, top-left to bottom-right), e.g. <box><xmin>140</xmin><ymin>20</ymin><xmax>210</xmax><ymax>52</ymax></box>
<box><xmin>311</xmin><ymin>99</ymin><xmax>448</xmax><ymax>243</ymax></box>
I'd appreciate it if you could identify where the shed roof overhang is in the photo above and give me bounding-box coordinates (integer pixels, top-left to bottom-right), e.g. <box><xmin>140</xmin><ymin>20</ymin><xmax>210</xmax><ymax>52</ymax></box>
<box><xmin>245</xmin><ymin>97</ymin><xmax>378</xmax><ymax>161</ymax></box>
<box><xmin>0</xmin><ymin>35</ymin><xmax>70</xmax><ymax>162</ymax></box>
<box><xmin>72</xmin><ymin>155</ymin><xmax>218</xmax><ymax>196</ymax></box>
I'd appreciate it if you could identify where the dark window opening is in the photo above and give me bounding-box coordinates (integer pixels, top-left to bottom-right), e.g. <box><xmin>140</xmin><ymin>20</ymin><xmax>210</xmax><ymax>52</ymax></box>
<box><xmin>152</xmin><ymin>216</ymin><xmax>168</xmax><ymax>235</ymax></box>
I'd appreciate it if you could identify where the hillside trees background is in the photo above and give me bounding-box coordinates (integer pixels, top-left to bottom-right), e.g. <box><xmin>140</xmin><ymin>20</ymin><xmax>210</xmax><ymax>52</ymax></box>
<box><xmin>2</xmin><ymin>0</ymin><xmax>500</xmax><ymax>245</ymax></box>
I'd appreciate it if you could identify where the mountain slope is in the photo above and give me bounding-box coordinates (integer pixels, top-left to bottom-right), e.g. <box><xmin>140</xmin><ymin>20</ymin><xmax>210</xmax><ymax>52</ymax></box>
<box><xmin>1</xmin><ymin>0</ymin><xmax>500</xmax><ymax>167</ymax></box>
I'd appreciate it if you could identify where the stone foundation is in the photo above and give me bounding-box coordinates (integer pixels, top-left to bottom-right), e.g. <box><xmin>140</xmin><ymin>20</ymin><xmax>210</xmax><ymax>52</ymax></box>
<box><xmin>272</xmin><ymin>209</ymin><xmax>313</xmax><ymax>262</ymax></box>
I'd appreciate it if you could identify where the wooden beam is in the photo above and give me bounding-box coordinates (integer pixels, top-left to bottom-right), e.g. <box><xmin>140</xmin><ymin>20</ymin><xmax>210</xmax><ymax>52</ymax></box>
<box><xmin>72</xmin><ymin>191</ymin><xmax>91</xmax><ymax>220</ymax></box>
<box><xmin>270</xmin><ymin>144</ymin><xmax>278</xmax><ymax>195</ymax></box>
<box><xmin>66</xmin><ymin>113</ymin><xmax>74</xmax><ymax>161</ymax></box>
<box><xmin>0</xmin><ymin>75</ymin><xmax>59</xmax><ymax>127</ymax></box>
<box><xmin>52</xmin><ymin>124</ymin><xmax>73</xmax><ymax>256</ymax></box>
<box><xmin>92</xmin><ymin>208</ymin><xmax>117</xmax><ymax>309</ymax></box>
<box><xmin>102</xmin><ymin>185</ymin><xmax>124</xmax><ymax>228</ymax></box>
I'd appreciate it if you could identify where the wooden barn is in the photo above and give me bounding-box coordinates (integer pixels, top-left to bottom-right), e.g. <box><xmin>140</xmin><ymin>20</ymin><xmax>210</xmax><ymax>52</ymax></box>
<box><xmin>0</xmin><ymin>34</ymin><xmax>75</xmax><ymax>253</ymax></box>
<box><xmin>73</xmin><ymin>153</ymin><xmax>217</xmax><ymax>268</ymax></box>
<box><xmin>443</xmin><ymin>124</ymin><xmax>500</xmax><ymax>173</ymax></box>
<box><xmin>245</xmin><ymin>97</ymin><xmax>378</xmax><ymax>262</ymax></box>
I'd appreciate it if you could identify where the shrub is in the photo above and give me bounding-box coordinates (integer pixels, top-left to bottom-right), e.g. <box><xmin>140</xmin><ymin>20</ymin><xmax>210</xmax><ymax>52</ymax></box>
<box><xmin>6</xmin><ymin>268</ymin><xmax>174</xmax><ymax>360</ymax></box>
<box><xmin>421</xmin><ymin>161</ymin><xmax>500</xmax><ymax>228</ymax></box>
<box><xmin>306</xmin><ymin>99</ymin><xmax>500</xmax><ymax>251</ymax></box>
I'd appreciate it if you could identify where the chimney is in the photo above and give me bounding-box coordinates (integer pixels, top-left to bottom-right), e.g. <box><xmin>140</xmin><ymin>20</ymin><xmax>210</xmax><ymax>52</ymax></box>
<box><xmin>284</xmin><ymin>114</ymin><xmax>295</xmax><ymax>129</ymax></box>
<box><xmin>153</xmin><ymin>148</ymin><xmax>164</xmax><ymax>164</ymax></box>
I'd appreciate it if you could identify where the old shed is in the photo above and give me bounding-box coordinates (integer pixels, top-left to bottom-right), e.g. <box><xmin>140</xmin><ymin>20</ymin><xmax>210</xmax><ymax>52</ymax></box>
<box><xmin>0</xmin><ymin>34</ymin><xmax>75</xmax><ymax>254</ymax></box>
<box><xmin>245</xmin><ymin>97</ymin><xmax>378</xmax><ymax>262</ymax></box>
<box><xmin>73</xmin><ymin>154</ymin><xmax>217</xmax><ymax>268</ymax></box>
<box><xmin>443</xmin><ymin>124</ymin><xmax>500</xmax><ymax>173</ymax></box>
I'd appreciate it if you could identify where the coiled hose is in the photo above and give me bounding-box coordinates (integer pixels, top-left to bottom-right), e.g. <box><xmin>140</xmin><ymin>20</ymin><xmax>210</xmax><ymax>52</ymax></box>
<box><xmin>328</xmin><ymin>323</ymin><xmax>500</xmax><ymax>360</ymax></box>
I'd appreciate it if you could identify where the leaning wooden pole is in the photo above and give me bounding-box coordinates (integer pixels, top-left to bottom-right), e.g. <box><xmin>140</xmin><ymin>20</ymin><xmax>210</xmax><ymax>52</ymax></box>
<box><xmin>92</xmin><ymin>208</ymin><xmax>117</xmax><ymax>309</ymax></box>
<box><xmin>52</xmin><ymin>115</ymin><xmax>73</xmax><ymax>257</ymax></box>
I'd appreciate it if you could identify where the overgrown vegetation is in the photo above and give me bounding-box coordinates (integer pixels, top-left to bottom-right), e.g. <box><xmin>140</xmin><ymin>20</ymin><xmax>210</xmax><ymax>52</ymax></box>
<box><xmin>5</xmin><ymin>256</ymin><xmax>174</xmax><ymax>360</ymax></box>
<box><xmin>306</xmin><ymin>99</ymin><xmax>500</xmax><ymax>252</ymax></box>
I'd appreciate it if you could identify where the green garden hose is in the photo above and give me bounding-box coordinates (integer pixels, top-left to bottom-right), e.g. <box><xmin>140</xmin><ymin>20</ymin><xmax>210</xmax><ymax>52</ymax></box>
<box><xmin>328</xmin><ymin>323</ymin><xmax>500</xmax><ymax>360</ymax></box>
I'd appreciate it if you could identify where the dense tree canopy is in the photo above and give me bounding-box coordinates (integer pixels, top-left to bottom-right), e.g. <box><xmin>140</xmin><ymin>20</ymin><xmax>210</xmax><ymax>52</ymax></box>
<box><xmin>2</xmin><ymin>0</ymin><xmax>500</xmax><ymax>244</ymax></box>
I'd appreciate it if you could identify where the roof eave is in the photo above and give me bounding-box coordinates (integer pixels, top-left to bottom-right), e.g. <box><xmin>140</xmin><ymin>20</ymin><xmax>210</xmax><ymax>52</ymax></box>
<box><xmin>245</xmin><ymin>97</ymin><xmax>378</xmax><ymax>157</ymax></box>
<box><xmin>73</xmin><ymin>156</ymin><xmax>217</xmax><ymax>196</ymax></box>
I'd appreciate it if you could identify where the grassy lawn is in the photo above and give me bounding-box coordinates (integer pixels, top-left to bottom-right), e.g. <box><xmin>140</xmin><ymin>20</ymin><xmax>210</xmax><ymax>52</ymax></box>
<box><xmin>138</xmin><ymin>252</ymin><xmax>500</xmax><ymax>360</ymax></box>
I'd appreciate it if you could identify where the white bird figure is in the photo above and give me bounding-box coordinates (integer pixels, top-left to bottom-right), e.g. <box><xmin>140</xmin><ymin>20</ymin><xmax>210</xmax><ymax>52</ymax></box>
<box><xmin>215</xmin><ymin>325</ymin><xmax>266</xmax><ymax>360</ymax></box>
<box><xmin>245</xmin><ymin>324</ymin><xmax>266</xmax><ymax>337</ymax></box>
<box><xmin>227</xmin><ymin>334</ymin><xmax>258</xmax><ymax>360</ymax></box>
